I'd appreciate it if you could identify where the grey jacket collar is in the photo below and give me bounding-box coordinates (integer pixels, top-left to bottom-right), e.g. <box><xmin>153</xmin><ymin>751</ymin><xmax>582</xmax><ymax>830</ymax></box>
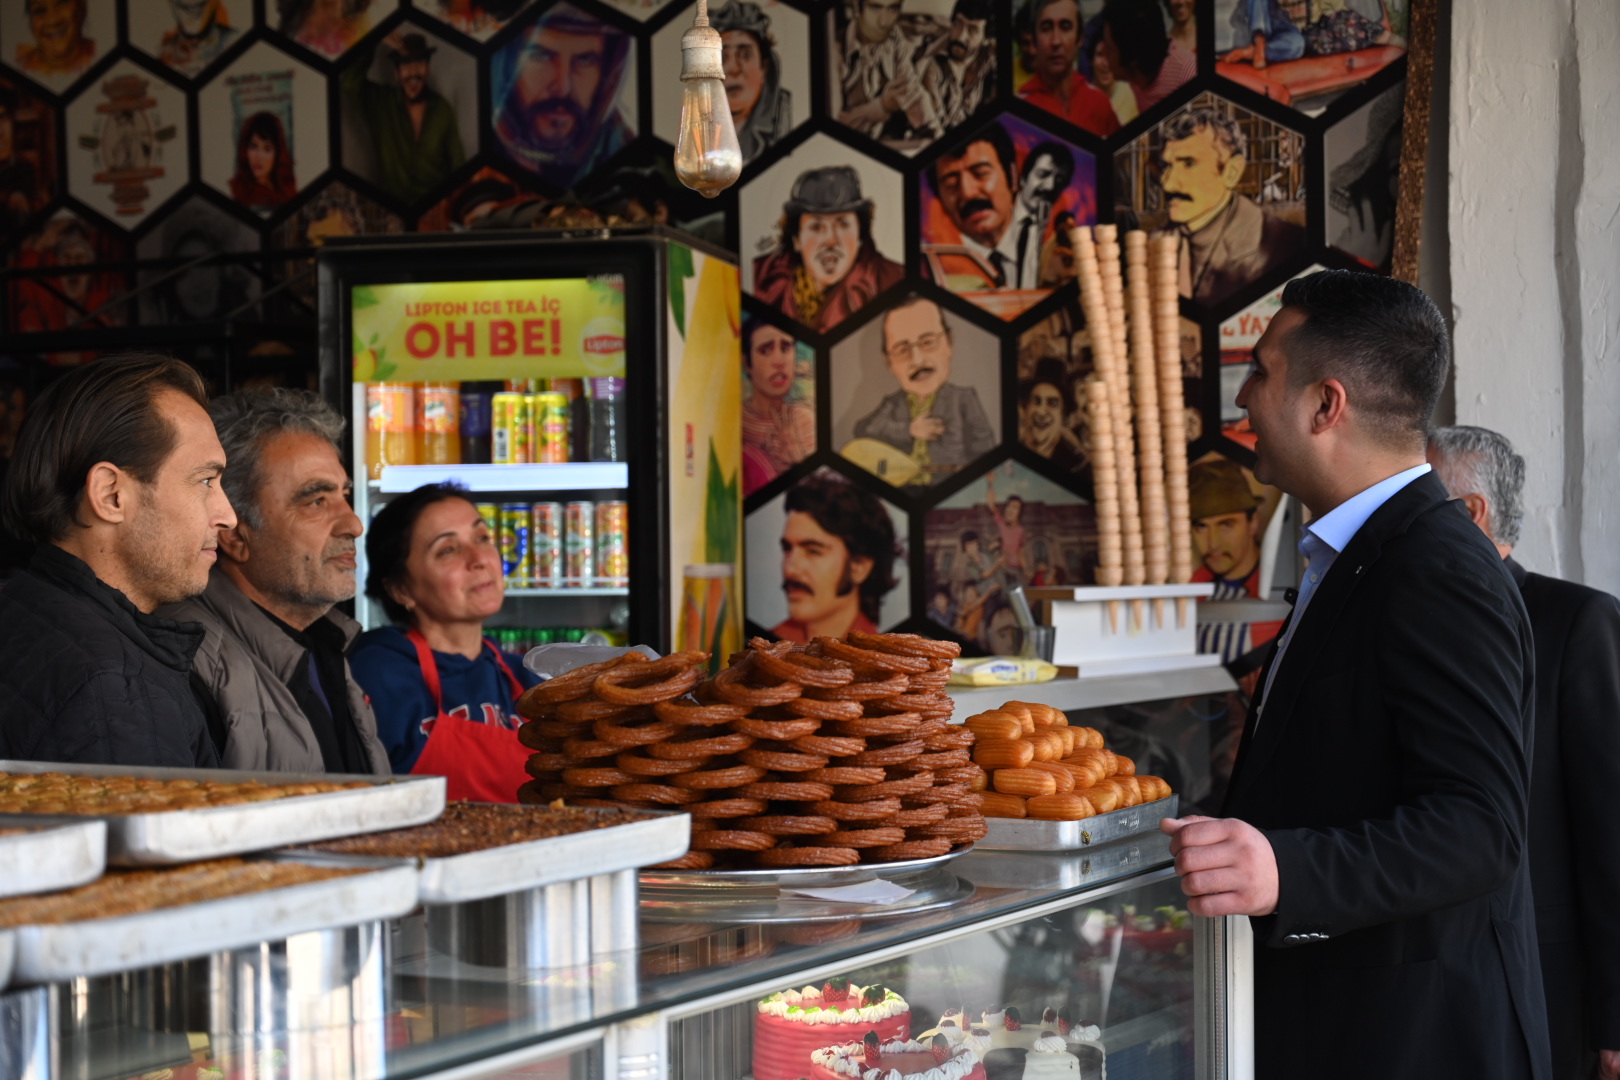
<box><xmin>193</xmin><ymin>569</ymin><xmax>361</xmax><ymax>680</ymax></box>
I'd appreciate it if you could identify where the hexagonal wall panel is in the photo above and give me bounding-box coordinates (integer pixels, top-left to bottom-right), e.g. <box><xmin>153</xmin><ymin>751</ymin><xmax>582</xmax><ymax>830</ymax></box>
<box><xmin>826</xmin><ymin>0</ymin><xmax>998</xmax><ymax>155</ymax></box>
<box><xmin>1213</xmin><ymin>0</ymin><xmax>1407</xmax><ymax>116</ymax></box>
<box><xmin>745</xmin><ymin>466</ymin><xmax>910</xmax><ymax>639</ymax></box>
<box><xmin>338</xmin><ymin>22</ymin><xmax>477</xmax><ymax>210</ymax></box>
<box><xmin>8</xmin><ymin>209</ymin><xmax>128</xmax><ymax>355</ymax></box>
<box><xmin>830</xmin><ymin>293</ymin><xmax>1000</xmax><ymax>490</ymax></box>
<box><xmin>595</xmin><ymin>0</ymin><xmax>678</xmax><ymax>21</ymax></box>
<box><xmin>1215</xmin><ymin>263</ymin><xmax>1326</xmax><ymax>449</ymax></box>
<box><xmin>651</xmin><ymin>0</ymin><xmax>808</xmax><ymax>167</ymax></box>
<box><xmin>1187</xmin><ymin>448</ymin><xmax>1288</xmax><ymax>661</ymax></box>
<box><xmin>268</xmin><ymin>0</ymin><xmax>398</xmax><ymax>60</ymax></box>
<box><xmin>740</xmin><ymin>309</ymin><xmax>815</xmax><ymax>498</ymax></box>
<box><xmin>136</xmin><ymin>195</ymin><xmax>262</xmax><ymax>324</ymax></box>
<box><xmin>417</xmin><ymin>165</ymin><xmax>524</xmax><ymax>231</ymax></box>
<box><xmin>489</xmin><ymin>2</ymin><xmax>639</xmax><ymax>191</ymax></box>
<box><xmin>65</xmin><ymin>61</ymin><xmax>188</xmax><ymax>228</ymax></box>
<box><xmin>198</xmin><ymin>41</ymin><xmax>328</xmax><ymax>217</ymax></box>
<box><xmin>0</xmin><ymin>74</ymin><xmax>57</xmax><ymax>239</ymax></box>
<box><xmin>919</xmin><ymin>112</ymin><xmax>1097</xmax><ymax>321</ymax></box>
<box><xmin>0</xmin><ymin>0</ymin><xmax>115</xmax><ymax>95</ymax></box>
<box><xmin>924</xmin><ymin>459</ymin><xmax>1093</xmax><ymax>652</ymax></box>
<box><xmin>129</xmin><ymin>0</ymin><xmax>252</xmax><ymax>79</ymax></box>
<box><xmin>1113</xmin><ymin>90</ymin><xmax>1307</xmax><ymax>308</ymax></box>
<box><xmin>1325</xmin><ymin>78</ymin><xmax>1403</xmax><ymax>271</ymax></box>
<box><xmin>269</xmin><ymin>178</ymin><xmax>402</xmax><ymax>313</ymax></box>
<box><xmin>416</xmin><ymin>0</ymin><xmax>534</xmax><ymax>42</ymax></box>
<box><xmin>738</xmin><ymin>130</ymin><xmax>903</xmax><ymax>336</ymax></box>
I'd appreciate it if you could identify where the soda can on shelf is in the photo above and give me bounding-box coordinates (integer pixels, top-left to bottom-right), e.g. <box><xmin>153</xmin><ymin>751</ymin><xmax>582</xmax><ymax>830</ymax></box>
<box><xmin>491</xmin><ymin>392</ymin><xmax>534</xmax><ymax>464</ymax></box>
<box><xmin>530</xmin><ymin>502</ymin><xmax>564</xmax><ymax>589</ymax></box>
<box><xmin>564</xmin><ymin>500</ymin><xmax>595</xmax><ymax>587</ymax></box>
<box><xmin>532</xmin><ymin>391</ymin><xmax>570</xmax><ymax>464</ymax></box>
<box><xmin>498</xmin><ymin>502</ymin><xmax>531</xmax><ymax>582</ymax></box>
<box><xmin>475</xmin><ymin>502</ymin><xmax>498</xmax><ymax>537</ymax></box>
<box><xmin>594</xmin><ymin>501</ymin><xmax>629</xmax><ymax>586</ymax></box>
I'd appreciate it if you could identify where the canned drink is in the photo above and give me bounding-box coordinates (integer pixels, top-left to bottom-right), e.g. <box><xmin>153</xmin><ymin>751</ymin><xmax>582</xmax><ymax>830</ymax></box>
<box><xmin>491</xmin><ymin>392</ymin><xmax>534</xmax><ymax>464</ymax></box>
<box><xmin>594</xmin><ymin>500</ymin><xmax>629</xmax><ymax>586</ymax></box>
<box><xmin>532</xmin><ymin>391</ymin><xmax>570</xmax><ymax>464</ymax></box>
<box><xmin>564</xmin><ymin>500</ymin><xmax>595</xmax><ymax>587</ymax></box>
<box><xmin>530</xmin><ymin>502</ymin><xmax>564</xmax><ymax>588</ymax></box>
<box><xmin>475</xmin><ymin>502</ymin><xmax>498</xmax><ymax>537</ymax></box>
<box><xmin>498</xmin><ymin>502</ymin><xmax>531</xmax><ymax>582</ymax></box>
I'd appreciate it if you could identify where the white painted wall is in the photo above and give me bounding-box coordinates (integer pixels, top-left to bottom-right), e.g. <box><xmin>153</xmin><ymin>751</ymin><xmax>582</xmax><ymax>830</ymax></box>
<box><xmin>1448</xmin><ymin>0</ymin><xmax>1620</xmax><ymax>592</ymax></box>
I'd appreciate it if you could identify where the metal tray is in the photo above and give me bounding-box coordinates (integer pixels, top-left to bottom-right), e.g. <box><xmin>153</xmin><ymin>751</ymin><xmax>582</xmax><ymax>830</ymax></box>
<box><xmin>0</xmin><ymin>819</ymin><xmax>106</xmax><ymax>898</ymax></box>
<box><xmin>294</xmin><ymin>807</ymin><xmax>691</xmax><ymax>905</ymax></box>
<box><xmin>0</xmin><ymin>760</ymin><xmax>445</xmax><ymax>865</ymax></box>
<box><xmin>642</xmin><ymin>842</ymin><xmax>973</xmax><ymax>890</ymax></box>
<box><xmin>958</xmin><ymin>830</ymin><xmax>1172</xmax><ymax>891</ymax></box>
<box><xmin>7</xmin><ymin>859</ymin><xmax>419</xmax><ymax>983</ymax></box>
<box><xmin>0</xmin><ymin>929</ymin><xmax>12</xmax><ymax>991</ymax></box>
<box><xmin>977</xmin><ymin>795</ymin><xmax>1179</xmax><ymax>851</ymax></box>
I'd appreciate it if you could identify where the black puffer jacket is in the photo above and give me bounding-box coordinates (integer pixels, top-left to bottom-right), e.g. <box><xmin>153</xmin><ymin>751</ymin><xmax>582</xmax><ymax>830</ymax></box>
<box><xmin>0</xmin><ymin>544</ymin><xmax>218</xmax><ymax>767</ymax></box>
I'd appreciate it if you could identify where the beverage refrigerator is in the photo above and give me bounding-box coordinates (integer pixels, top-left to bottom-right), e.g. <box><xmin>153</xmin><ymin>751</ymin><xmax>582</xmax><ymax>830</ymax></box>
<box><xmin>316</xmin><ymin>227</ymin><xmax>743</xmax><ymax>664</ymax></box>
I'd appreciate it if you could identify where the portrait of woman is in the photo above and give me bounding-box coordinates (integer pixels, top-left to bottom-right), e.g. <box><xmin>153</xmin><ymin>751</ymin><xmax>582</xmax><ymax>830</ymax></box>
<box><xmin>229</xmin><ymin>111</ymin><xmax>298</xmax><ymax>211</ymax></box>
<box><xmin>15</xmin><ymin>0</ymin><xmax>96</xmax><ymax>79</ymax></box>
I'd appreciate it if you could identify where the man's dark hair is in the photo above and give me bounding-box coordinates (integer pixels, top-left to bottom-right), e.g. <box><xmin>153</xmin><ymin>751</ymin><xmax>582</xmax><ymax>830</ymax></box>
<box><xmin>952</xmin><ymin>0</ymin><xmax>993</xmax><ymax>20</ymax></box>
<box><xmin>961</xmin><ymin>530</ymin><xmax>980</xmax><ymax>546</ymax></box>
<box><xmin>1021</xmin><ymin>140</ymin><xmax>1075</xmax><ymax>192</ymax></box>
<box><xmin>783</xmin><ymin>205</ymin><xmax>874</xmax><ymax>266</ymax></box>
<box><xmin>931</xmin><ymin>121</ymin><xmax>1018</xmax><ymax>193</ymax></box>
<box><xmin>784</xmin><ymin>473</ymin><xmax>898</xmax><ymax>625</ymax></box>
<box><xmin>1100</xmin><ymin>0</ymin><xmax>1170</xmax><ymax>84</ymax></box>
<box><xmin>1018</xmin><ymin>358</ymin><xmax>1074</xmax><ymax>414</ymax></box>
<box><xmin>208</xmin><ymin>388</ymin><xmax>346</xmax><ymax>531</ymax></box>
<box><xmin>1278</xmin><ymin>270</ymin><xmax>1450</xmax><ymax>444</ymax></box>
<box><xmin>365</xmin><ymin>481</ymin><xmax>476</xmax><ymax>624</ymax></box>
<box><xmin>2</xmin><ymin>354</ymin><xmax>208</xmax><ymax>547</ymax></box>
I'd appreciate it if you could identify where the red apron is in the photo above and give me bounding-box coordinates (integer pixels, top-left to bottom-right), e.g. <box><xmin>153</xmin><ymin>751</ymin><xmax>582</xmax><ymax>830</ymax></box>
<box><xmin>405</xmin><ymin>628</ymin><xmax>531</xmax><ymax>803</ymax></box>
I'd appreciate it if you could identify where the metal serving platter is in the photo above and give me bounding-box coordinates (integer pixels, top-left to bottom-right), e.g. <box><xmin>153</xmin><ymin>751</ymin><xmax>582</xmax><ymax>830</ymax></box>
<box><xmin>959</xmin><ymin>830</ymin><xmax>1172</xmax><ymax>891</ymax></box>
<box><xmin>978</xmin><ymin>795</ymin><xmax>1179</xmax><ymax>851</ymax></box>
<box><xmin>295</xmin><ymin>807</ymin><xmax>691</xmax><ymax>905</ymax></box>
<box><xmin>0</xmin><ymin>760</ymin><xmax>445</xmax><ymax>865</ymax></box>
<box><xmin>640</xmin><ymin>845</ymin><xmax>976</xmax><ymax>923</ymax></box>
<box><xmin>0</xmin><ymin>819</ymin><xmax>106</xmax><ymax>898</ymax></box>
<box><xmin>6</xmin><ymin>858</ymin><xmax>419</xmax><ymax>984</ymax></box>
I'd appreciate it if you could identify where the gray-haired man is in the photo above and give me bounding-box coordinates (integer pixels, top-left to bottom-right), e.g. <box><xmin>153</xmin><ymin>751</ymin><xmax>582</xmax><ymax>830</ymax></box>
<box><xmin>1428</xmin><ymin>425</ymin><xmax>1620</xmax><ymax>1080</ymax></box>
<box><xmin>162</xmin><ymin>389</ymin><xmax>389</xmax><ymax>775</ymax></box>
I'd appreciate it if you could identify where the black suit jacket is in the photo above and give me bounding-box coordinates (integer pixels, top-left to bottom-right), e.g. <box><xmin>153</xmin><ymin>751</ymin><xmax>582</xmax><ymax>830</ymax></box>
<box><xmin>1225</xmin><ymin>472</ymin><xmax>1551</xmax><ymax>1080</ymax></box>
<box><xmin>1511</xmin><ymin>558</ymin><xmax>1620</xmax><ymax>1075</ymax></box>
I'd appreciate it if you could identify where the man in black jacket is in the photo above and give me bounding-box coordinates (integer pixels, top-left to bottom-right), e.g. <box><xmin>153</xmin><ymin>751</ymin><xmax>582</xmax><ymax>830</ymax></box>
<box><xmin>1428</xmin><ymin>425</ymin><xmax>1620</xmax><ymax>1080</ymax></box>
<box><xmin>0</xmin><ymin>354</ymin><xmax>237</xmax><ymax>767</ymax></box>
<box><xmin>1161</xmin><ymin>271</ymin><xmax>1551</xmax><ymax>1079</ymax></box>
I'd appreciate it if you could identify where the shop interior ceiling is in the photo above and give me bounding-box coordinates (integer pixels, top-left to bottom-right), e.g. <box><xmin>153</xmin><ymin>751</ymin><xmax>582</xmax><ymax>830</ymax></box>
<box><xmin>0</xmin><ymin>0</ymin><xmax>1421</xmax><ymax>649</ymax></box>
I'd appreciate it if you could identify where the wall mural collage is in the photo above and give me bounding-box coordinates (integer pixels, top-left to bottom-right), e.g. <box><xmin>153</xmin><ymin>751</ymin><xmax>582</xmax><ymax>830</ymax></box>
<box><xmin>0</xmin><ymin>0</ymin><xmax>1413</xmax><ymax>656</ymax></box>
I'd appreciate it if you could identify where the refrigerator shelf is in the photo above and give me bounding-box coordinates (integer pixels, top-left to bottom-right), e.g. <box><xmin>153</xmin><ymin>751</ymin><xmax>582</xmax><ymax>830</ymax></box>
<box><xmin>372</xmin><ymin>463</ymin><xmax>629</xmax><ymax>493</ymax></box>
<box><xmin>505</xmin><ymin>586</ymin><xmax>631</xmax><ymax>597</ymax></box>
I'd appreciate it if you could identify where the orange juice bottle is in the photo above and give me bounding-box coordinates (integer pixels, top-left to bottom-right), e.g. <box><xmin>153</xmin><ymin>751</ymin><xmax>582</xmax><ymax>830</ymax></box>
<box><xmin>366</xmin><ymin>383</ymin><xmax>417</xmax><ymax>480</ymax></box>
<box><xmin>417</xmin><ymin>382</ymin><xmax>461</xmax><ymax>465</ymax></box>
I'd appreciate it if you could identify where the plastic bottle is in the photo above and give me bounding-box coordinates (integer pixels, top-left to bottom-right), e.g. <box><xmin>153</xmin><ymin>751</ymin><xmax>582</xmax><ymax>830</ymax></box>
<box><xmin>417</xmin><ymin>382</ymin><xmax>461</xmax><ymax>465</ymax></box>
<box><xmin>588</xmin><ymin>377</ymin><xmax>626</xmax><ymax>462</ymax></box>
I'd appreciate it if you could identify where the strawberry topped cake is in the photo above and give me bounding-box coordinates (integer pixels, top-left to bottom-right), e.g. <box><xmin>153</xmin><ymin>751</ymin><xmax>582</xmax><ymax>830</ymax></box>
<box><xmin>808</xmin><ymin>1035</ymin><xmax>986</xmax><ymax>1080</ymax></box>
<box><xmin>919</xmin><ymin>1006</ymin><xmax>1105</xmax><ymax>1080</ymax></box>
<box><xmin>754</xmin><ymin>980</ymin><xmax>911</xmax><ymax>1080</ymax></box>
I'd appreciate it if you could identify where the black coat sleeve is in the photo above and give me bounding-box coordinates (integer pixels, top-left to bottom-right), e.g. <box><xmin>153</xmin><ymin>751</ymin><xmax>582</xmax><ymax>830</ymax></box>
<box><xmin>1557</xmin><ymin>591</ymin><xmax>1620</xmax><ymax>1050</ymax></box>
<box><xmin>1261</xmin><ymin>548</ymin><xmax>1532</xmax><ymax>940</ymax></box>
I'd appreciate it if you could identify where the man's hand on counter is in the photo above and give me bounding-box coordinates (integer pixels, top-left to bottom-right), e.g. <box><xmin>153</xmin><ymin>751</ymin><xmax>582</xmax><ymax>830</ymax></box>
<box><xmin>1599</xmin><ymin>1048</ymin><xmax>1618</xmax><ymax>1080</ymax></box>
<box><xmin>1161</xmin><ymin>815</ymin><xmax>1280</xmax><ymax>918</ymax></box>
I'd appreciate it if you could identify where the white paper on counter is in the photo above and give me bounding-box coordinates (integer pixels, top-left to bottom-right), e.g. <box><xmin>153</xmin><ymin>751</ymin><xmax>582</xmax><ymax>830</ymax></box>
<box><xmin>781</xmin><ymin>880</ymin><xmax>917</xmax><ymax>905</ymax></box>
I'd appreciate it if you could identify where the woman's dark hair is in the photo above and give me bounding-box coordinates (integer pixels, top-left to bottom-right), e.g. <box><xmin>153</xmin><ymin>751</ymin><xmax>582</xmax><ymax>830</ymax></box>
<box><xmin>229</xmin><ymin>111</ymin><xmax>297</xmax><ymax>205</ymax></box>
<box><xmin>364</xmin><ymin>481</ymin><xmax>475</xmax><ymax>624</ymax></box>
<box><xmin>1</xmin><ymin>353</ymin><xmax>207</xmax><ymax>547</ymax></box>
<box><xmin>1100</xmin><ymin>0</ymin><xmax>1170</xmax><ymax>85</ymax></box>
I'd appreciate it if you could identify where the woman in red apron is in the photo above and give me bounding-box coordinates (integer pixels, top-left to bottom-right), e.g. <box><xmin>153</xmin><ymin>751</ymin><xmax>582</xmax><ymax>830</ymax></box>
<box><xmin>348</xmin><ymin>484</ymin><xmax>539</xmax><ymax>802</ymax></box>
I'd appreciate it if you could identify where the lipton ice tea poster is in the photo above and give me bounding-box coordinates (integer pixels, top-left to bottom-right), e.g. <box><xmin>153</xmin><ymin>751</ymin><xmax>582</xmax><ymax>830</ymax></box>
<box><xmin>350</xmin><ymin>276</ymin><xmax>627</xmax><ymax>381</ymax></box>
<box><xmin>667</xmin><ymin>246</ymin><xmax>742</xmax><ymax>670</ymax></box>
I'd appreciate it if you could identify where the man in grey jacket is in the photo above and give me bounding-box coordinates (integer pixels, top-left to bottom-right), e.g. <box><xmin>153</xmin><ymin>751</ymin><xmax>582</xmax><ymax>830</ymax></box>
<box><xmin>854</xmin><ymin>295</ymin><xmax>996</xmax><ymax>485</ymax></box>
<box><xmin>161</xmin><ymin>389</ymin><xmax>389</xmax><ymax>774</ymax></box>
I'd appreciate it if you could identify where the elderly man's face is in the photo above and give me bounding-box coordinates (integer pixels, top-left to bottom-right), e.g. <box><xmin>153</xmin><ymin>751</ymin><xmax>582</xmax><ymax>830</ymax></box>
<box><xmin>398</xmin><ymin>58</ymin><xmax>430</xmax><ymax>103</ymax></box>
<box><xmin>1021</xmin><ymin>152</ymin><xmax>1065</xmax><ymax>211</ymax></box>
<box><xmin>936</xmin><ymin>139</ymin><xmax>1015</xmax><ymax>249</ymax></box>
<box><xmin>516</xmin><ymin>26</ymin><xmax>606</xmax><ymax>150</ymax></box>
<box><xmin>883</xmin><ymin>300</ymin><xmax>953</xmax><ymax>400</ymax></box>
<box><xmin>856</xmin><ymin>0</ymin><xmax>903</xmax><ymax>43</ymax></box>
<box><xmin>1034</xmin><ymin>0</ymin><xmax>1081</xmax><ymax>85</ymax></box>
<box><xmin>721</xmin><ymin>30</ymin><xmax>765</xmax><ymax>123</ymax></box>
<box><xmin>947</xmin><ymin>14</ymin><xmax>987</xmax><ymax>61</ymax></box>
<box><xmin>794</xmin><ymin>210</ymin><xmax>860</xmax><ymax>291</ymax></box>
<box><xmin>1161</xmin><ymin>125</ymin><xmax>1241</xmax><ymax>226</ymax></box>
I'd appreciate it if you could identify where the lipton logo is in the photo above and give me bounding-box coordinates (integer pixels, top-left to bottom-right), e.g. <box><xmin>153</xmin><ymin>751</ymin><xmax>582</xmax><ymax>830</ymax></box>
<box><xmin>583</xmin><ymin>334</ymin><xmax>624</xmax><ymax>354</ymax></box>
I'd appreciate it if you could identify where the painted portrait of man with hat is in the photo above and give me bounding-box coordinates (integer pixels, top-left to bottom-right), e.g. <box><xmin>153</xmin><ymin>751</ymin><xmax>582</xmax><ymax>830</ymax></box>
<box><xmin>492</xmin><ymin>3</ymin><xmax>634</xmax><ymax>190</ymax></box>
<box><xmin>753</xmin><ymin>164</ymin><xmax>905</xmax><ymax>334</ymax></box>
<box><xmin>1189</xmin><ymin>456</ymin><xmax>1266</xmax><ymax>600</ymax></box>
<box><xmin>712</xmin><ymin>0</ymin><xmax>791</xmax><ymax>164</ymax></box>
<box><xmin>342</xmin><ymin>28</ymin><xmax>468</xmax><ymax>206</ymax></box>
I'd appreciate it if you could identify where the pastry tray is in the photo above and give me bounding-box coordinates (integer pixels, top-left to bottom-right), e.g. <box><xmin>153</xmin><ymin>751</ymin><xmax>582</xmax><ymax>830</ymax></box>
<box><xmin>977</xmin><ymin>795</ymin><xmax>1179</xmax><ymax>851</ymax></box>
<box><xmin>958</xmin><ymin>830</ymin><xmax>1173</xmax><ymax>891</ymax></box>
<box><xmin>0</xmin><ymin>819</ymin><xmax>106</xmax><ymax>898</ymax></box>
<box><xmin>0</xmin><ymin>760</ymin><xmax>446</xmax><ymax>866</ymax></box>
<box><xmin>293</xmin><ymin>808</ymin><xmax>692</xmax><ymax>905</ymax></box>
<box><xmin>5</xmin><ymin>857</ymin><xmax>420</xmax><ymax>983</ymax></box>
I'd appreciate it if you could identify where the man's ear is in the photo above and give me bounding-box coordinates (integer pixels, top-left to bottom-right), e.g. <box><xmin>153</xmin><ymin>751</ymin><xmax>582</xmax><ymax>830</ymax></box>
<box><xmin>81</xmin><ymin>461</ymin><xmax>128</xmax><ymax>526</ymax></box>
<box><xmin>1222</xmin><ymin>152</ymin><xmax>1247</xmax><ymax>190</ymax></box>
<box><xmin>848</xmin><ymin>555</ymin><xmax>873</xmax><ymax>587</ymax></box>
<box><xmin>1310</xmin><ymin>377</ymin><xmax>1350</xmax><ymax>435</ymax></box>
<box><xmin>217</xmin><ymin>522</ymin><xmax>251</xmax><ymax>563</ymax></box>
<box><xmin>1461</xmin><ymin>492</ymin><xmax>1492</xmax><ymax>533</ymax></box>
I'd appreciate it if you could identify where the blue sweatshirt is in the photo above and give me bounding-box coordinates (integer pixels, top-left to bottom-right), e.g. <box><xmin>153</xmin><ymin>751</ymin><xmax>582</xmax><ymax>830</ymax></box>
<box><xmin>348</xmin><ymin>626</ymin><xmax>540</xmax><ymax>773</ymax></box>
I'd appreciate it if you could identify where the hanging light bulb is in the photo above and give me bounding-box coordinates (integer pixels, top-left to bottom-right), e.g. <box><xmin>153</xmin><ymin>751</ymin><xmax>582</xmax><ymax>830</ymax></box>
<box><xmin>673</xmin><ymin>0</ymin><xmax>742</xmax><ymax>197</ymax></box>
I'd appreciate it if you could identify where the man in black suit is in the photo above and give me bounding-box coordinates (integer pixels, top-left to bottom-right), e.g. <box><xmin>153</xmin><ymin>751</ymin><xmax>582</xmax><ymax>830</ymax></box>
<box><xmin>1161</xmin><ymin>271</ymin><xmax>1551</xmax><ymax>1079</ymax></box>
<box><xmin>1428</xmin><ymin>425</ymin><xmax>1620</xmax><ymax>1080</ymax></box>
